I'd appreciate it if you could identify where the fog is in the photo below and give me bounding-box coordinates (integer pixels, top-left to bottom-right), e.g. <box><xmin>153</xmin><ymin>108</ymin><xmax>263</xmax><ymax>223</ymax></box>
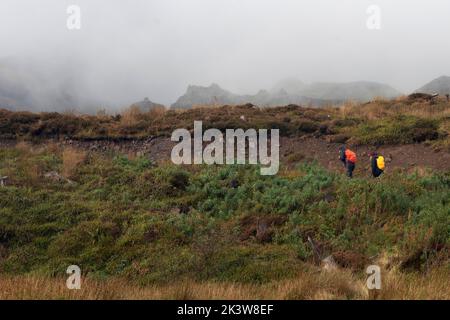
<box><xmin>1</xmin><ymin>0</ymin><xmax>450</xmax><ymax>110</ymax></box>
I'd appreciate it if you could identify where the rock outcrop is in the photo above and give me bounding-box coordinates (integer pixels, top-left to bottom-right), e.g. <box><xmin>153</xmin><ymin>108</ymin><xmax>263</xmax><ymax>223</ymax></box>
<box><xmin>415</xmin><ymin>75</ymin><xmax>450</xmax><ymax>95</ymax></box>
<box><xmin>171</xmin><ymin>80</ymin><xmax>402</xmax><ymax>109</ymax></box>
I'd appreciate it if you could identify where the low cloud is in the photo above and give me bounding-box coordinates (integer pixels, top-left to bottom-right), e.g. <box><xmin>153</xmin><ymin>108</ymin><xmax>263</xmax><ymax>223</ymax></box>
<box><xmin>0</xmin><ymin>0</ymin><xmax>449</xmax><ymax>111</ymax></box>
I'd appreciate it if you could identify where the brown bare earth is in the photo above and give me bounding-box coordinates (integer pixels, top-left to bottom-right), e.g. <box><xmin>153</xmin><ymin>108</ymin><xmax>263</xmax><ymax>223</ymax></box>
<box><xmin>1</xmin><ymin>100</ymin><xmax>449</xmax><ymax>300</ymax></box>
<box><xmin>280</xmin><ymin>136</ymin><xmax>450</xmax><ymax>175</ymax></box>
<box><xmin>3</xmin><ymin>136</ymin><xmax>448</xmax><ymax>175</ymax></box>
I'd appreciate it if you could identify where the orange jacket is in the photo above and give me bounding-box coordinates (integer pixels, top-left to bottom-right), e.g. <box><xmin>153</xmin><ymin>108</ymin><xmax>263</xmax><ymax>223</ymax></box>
<box><xmin>345</xmin><ymin>149</ymin><xmax>357</xmax><ymax>163</ymax></box>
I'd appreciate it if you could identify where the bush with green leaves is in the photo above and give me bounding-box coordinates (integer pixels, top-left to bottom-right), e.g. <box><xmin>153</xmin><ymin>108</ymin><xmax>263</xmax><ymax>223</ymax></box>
<box><xmin>352</xmin><ymin>116</ymin><xmax>439</xmax><ymax>145</ymax></box>
<box><xmin>0</xmin><ymin>147</ymin><xmax>448</xmax><ymax>282</ymax></box>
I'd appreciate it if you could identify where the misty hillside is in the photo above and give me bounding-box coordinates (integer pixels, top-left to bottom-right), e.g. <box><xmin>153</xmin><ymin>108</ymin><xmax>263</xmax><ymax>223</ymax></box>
<box><xmin>0</xmin><ymin>59</ymin><xmax>104</xmax><ymax>112</ymax></box>
<box><xmin>299</xmin><ymin>81</ymin><xmax>401</xmax><ymax>101</ymax></box>
<box><xmin>1</xmin><ymin>97</ymin><xmax>449</xmax><ymax>300</ymax></box>
<box><xmin>415</xmin><ymin>76</ymin><xmax>450</xmax><ymax>95</ymax></box>
<box><xmin>171</xmin><ymin>81</ymin><xmax>401</xmax><ymax>109</ymax></box>
<box><xmin>0</xmin><ymin>62</ymin><xmax>38</xmax><ymax>110</ymax></box>
<box><xmin>270</xmin><ymin>78</ymin><xmax>306</xmax><ymax>94</ymax></box>
<box><xmin>272</xmin><ymin>79</ymin><xmax>402</xmax><ymax>101</ymax></box>
<box><xmin>130</xmin><ymin>97</ymin><xmax>165</xmax><ymax>111</ymax></box>
<box><xmin>2</xmin><ymin>57</ymin><xmax>441</xmax><ymax>112</ymax></box>
<box><xmin>171</xmin><ymin>83</ymin><xmax>340</xmax><ymax>108</ymax></box>
<box><xmin>171</xmin><ymin>83</ymin><xmax>238</xmax><ymax>108</ymax></box>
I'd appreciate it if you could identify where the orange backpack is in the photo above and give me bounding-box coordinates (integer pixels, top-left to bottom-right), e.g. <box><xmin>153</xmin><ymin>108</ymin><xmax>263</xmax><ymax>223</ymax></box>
<box><xmin>345</xmin><ymin>149</ymin><xmax>357</xmax><ymax>163</ymax></box>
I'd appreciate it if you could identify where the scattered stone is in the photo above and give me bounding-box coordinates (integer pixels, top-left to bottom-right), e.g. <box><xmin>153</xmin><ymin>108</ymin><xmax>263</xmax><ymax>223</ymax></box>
<box><xmin>178</xmin><ymin>204</ymin><xmax>190</xmax><ymax>215</ymax></box>
<box><xmin>323</xmin><ymin>192</ymin><xmax>335</xmax><ymax>203</ymax></box>
<box><xmin>0</xmin><ymin>176</ymin><xmax>8</xmax><ymax>187</ymax></box>
<box><xmin>321</xmin><ymin>255</ymin><xmax>338</xmax><ymax>271</ymax></box>
<box><xmin>385</xmin><ymin>154</ymin><xmax>393</xmax><ymax>162</ymax></box>
<box><xmin>43</xmin><ymin>171</ymin><xmax>75</xmax><ymax>184</ymax></box>
<box><xmin>318</xmin><ymin>124</ymin><xmax>329</xmax><ymax>135</ymax></box>
<box><xmin>230</xmin><ymin>179</ymin><xmax>239</xmax><ymax>189</ymax></box>
<box><xmin>144</xmin><ymin>226</ymin><xmax>159</xmax><ymax>242</ymax></box>
<box><xmin>44</xmin><ymin>171</ymin><xmax>65</xmax><ymax>182</ymax></box>
<box><xmin>255</xmin><ymin>222</ymin><xmax>273</xmax><ymax>243</ymax></box>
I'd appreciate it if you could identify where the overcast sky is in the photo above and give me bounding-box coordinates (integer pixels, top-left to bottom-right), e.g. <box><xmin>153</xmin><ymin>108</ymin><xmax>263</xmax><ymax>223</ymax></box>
<box><xmin>1</xmin><ymin>0</ymin><xmax>450</xmax><ymax>107</ymax></box>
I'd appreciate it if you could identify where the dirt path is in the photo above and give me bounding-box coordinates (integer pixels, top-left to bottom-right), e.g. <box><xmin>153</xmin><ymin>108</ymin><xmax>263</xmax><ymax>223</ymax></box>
<box><xmin>2</xmin><ymin>137</ymin><xmax>450</xmax><ymax>174</ymax></box>
<box><xmin>280</xmin><ymin>136</ymin><xmax>450</xmax><ymax>175</ymax></box>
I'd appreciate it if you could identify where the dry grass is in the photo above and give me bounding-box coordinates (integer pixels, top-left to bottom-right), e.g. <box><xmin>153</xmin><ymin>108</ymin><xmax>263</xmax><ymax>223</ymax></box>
<box><xmin>2</xmin><ymin>97</ymin><xmax>450</xmax><ymax>142</ymax></box>
<box><xmin>44</xmin><ymin>141</ymin><xmax>60</xmax><ymax>154</ymax></box>
<box><xmin>192</xmin><ymin>104</ymin><xmax>222</xmax><ymax>110</ymax></box>
<box><xmin>379</xmin><ymin>269</ymin><xmax>450</xmax><ymax>300</ymax></box>
<box><xmin>1</xmin><ymin>268</ymin><xmax>448</xmax><ymax>300</ymax></box>
<box><xmin>15</xmin><ymin>141</ymin><xmax>32</xmax><ymax>153</ymax></box>
<box><xmin>119</xmin><ymin>105</ymin><xmax>167</xmax><ymax>127</ymax></box>
<box><xmin>148</xmin><ymin>105</ymin><xmax>167</xmax><ymax>118</ymax></box>
<box><xmin>338</xmin><ymin>98</ymin><xmax>450</xmax><ymax>121</ymax></box>
<box><xmin>95</xmin><ymin>108</ymin><xmax>111</xmax><ymax>121</ymax></box>
<box><xmin>62</xmin><ymin>147</ymin><xmax>86</xmax><ymax>178</ymax></box>
<box><xmin>120</xmin><ymin>105</ymin><xmax>142</xmax><ymax>126</ymax></box>
<box><xmin>338</xmin><ymin>100</ymin><xmax>360</xmax><ymax>118</ymax></box>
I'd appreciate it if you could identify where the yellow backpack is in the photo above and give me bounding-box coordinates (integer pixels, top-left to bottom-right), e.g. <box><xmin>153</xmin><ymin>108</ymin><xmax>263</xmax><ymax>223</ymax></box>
<box><xmin>377</xmin><ymin>156</ymin><xmax>385</xmax><ymax>170</ymax></box>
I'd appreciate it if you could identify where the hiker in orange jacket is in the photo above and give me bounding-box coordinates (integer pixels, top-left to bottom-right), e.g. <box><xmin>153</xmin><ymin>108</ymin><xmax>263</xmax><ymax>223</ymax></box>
<box><xmin>339</xmin><ymin>146</ymin><xmax>357</xmax><ymax>178</ymax></box>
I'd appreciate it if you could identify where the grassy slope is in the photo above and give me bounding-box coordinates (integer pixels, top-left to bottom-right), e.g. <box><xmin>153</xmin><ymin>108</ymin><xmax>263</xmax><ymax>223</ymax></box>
<box><xmin>0</xmin><ymin>98</ymin><xmax>449</xmax><ymax>299</ymax></box>
<box><xmin>0</xmin><ymin>145</ymin><xmax>449</xmax><ymax>297</ymax></box>
<box><xmin>1</xmin><ymin>97</ymin><xmax>450</xmax><ymax>150</ymax></box>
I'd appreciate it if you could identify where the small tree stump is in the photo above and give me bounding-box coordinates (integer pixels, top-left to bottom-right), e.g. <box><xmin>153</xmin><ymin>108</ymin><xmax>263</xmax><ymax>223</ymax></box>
<box><xmin>307</xmin><ymin>236</ymin><xmax>322</xmax><ymax>265</ymax></box>
<box><xmin>368</xmin><ymin>288</ymin><xmax>381</xmax><ymax>300</ymax></box>
<box><xmin>0</xmin><ymin>176</ymin><xmax>8</xmax><ymax>187</ymax></box>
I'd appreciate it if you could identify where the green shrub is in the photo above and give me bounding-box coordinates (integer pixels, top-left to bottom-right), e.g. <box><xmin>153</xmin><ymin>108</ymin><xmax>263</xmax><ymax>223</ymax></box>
<box><xmin>0</xmin><ymin>147</ymin><xmax>449</xmax><ymax>283</ymax></box>
<box><xmin>353</xmin><ymin>116</ymin><xmax>439</xmax><ymax>145</ymax></box>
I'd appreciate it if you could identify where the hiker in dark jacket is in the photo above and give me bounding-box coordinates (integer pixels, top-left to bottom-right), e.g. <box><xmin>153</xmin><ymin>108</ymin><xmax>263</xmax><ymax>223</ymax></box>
<box><xmin>369</xmin><ymin>152</ymin><xmax>385</xmax><ymax>178</ymax></box>
<box><xmin>339</xmin><ymin>146</ymin><xmax>357</xmax><ymax>178</ymax></box>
